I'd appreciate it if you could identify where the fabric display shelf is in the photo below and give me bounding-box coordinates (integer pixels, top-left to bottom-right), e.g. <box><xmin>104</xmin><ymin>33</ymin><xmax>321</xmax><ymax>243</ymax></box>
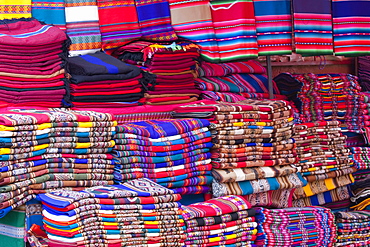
<box><xmin>113</xmin><ymin>40</ymin><xmax>201</xmax><ymax>105</ymax></box>
<box><xmin>172</xmin><ymin>99</ymin><xmax>307</xmax><ymax>207</ymax></box>
<box><xmin>181</xmin><ymin>195</ymin><xmax>258</xmax><ymax>246</ymax></box>
<box><xmin>0</xmin><ymin>18</ymin><xmax>69</xmax><ymax>108</ymax></box>
<box><xmin>195</xmin><ymin>59</ymin><xmax>285</xmax><ymax>102</ymax></box>
<box><xmin>113</xmin><ymin>118</ymin><xmax>213</xmax><ymax>195</ymax></box>
<box><xmin>66</xmin><ymin>51</ymin><xmax>144</xmax><ymax>108</ymax></box>
<box><xmin>350</xmin><ymin>176</ymin><xmax>370</xmax><ymax>211</ymax></box>
<box><xmin>39</xmin><ymin>178</ymin><xmax>185</xmax><ymax>247</ymax></box>
<box><xmin>255</xmin><ymin>207</ymin><xmax>337</xmax><ymax>247</ymax></box>
<box><xmin>334</xmin><ymin>210</ymin><xmax>370</xmax><ymax>246</ymax></box>
<box><xmin>292</xmin><ymin>121</ymin><xmax>355</xmax><ymax>209</ymax></box>
<box><xmin>0</xmin><ymin>109</ymin><xmax>116</xmax><ymax>218</ymax></box>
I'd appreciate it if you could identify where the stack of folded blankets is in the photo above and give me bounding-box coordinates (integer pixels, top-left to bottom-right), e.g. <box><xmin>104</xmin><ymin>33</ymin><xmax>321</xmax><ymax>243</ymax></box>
<box><xmin>334</xmin><ymin>211</ymin><xmax>370</xmax><ymax>246</ymax></box>
<box><xmin>66</xmin><ymin>51</ymin><xmax>144</xmax><ymax>108</ymax></box>
<box><xmin>255</xmin><ymin>207</ymin><xmax>337</xmax><ymax>247</ymax></box>
<box><xmin>172</xmin><ymin>99</ymin><xmax>306</xmax><ymax>207</ymax></box>
<box><xmin>0</xmin><ymin>18</ymin><xmax>69</xmax><ymax>107</ymax></box>
<box><xmin>274</xmin><ymin>73</ymin><xmax>366</xmax><ymax>132</ymax></box>
<box><xmin>350</xmin><ymin>147</ymin><xmax>370</xmax><ymax>181</ymax></box>
<box><xmin>113</xmin><ymin>119</ymin><xmax>213</xmax><ymax>195</ymax></box>
<box><xmin>292</xmin><ymin>121</ymin><xmax>355</xmax><ymax>209</ymax></box>
<box><xmin>113</xmin><ymin>41</ymin><xmax>201</xmax><ymax>105</ymax></box>
<box><xmin>39</xmin><ymin>178</ymin><xmax>186</xmax><ymax>247</ymax></box>
<box><xmin>350</xmin><ymin>176</ymin><xmax>370</xmax><ymax>211</ymax></box>
<box><xmin>195</xmin><ymin>60</ymin><xmax>284</xmax><ymax>102</ymax></box>
<box><xmin>0</xmin><ymin>109</ymin><xmax>116</xmax><ymax>218</ymax></box>
<box><xmin>181</xmin><ymin>195</ymin><xmax>258</xmax><ymax>246</ymax></box>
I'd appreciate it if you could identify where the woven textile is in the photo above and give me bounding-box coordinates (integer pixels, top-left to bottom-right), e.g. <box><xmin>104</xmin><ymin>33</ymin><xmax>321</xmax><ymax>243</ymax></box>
<box><xmin>210</xmin><ymin>0</ymin><xmax>258</xmax><ymax>62</ymax></box>
<box><xmin>292</xmin><ymin>0</ymin><xmax>333</xmax><ymax>55</ymax></box>
<box><xmin>253</xmin><ymin>0</ymin><xmax>292</xmax><ymax>56</ymax></box>
<box><xmin>0</xmin><ymin>207</ymin><xmax>26</xmax><ymax>246</ymax></box>
<box><xmin>0</xmin><ymin>0</ymin><xmax>31</xmax><ymax>19</ymax></box>
<box><xmin>31</xmin><ymin>0</ymin><xmax>66</xmax><ymax>30</ymax></box>
<box><xmin>65</xmin><ymin>0</ymin><xmax>102</xmax><ymax>56</ymax></box>
<box><xmin>135</xmin><ymin>0</ymin><xmax>177</xmax><ymax>41</ymax></box>
<box><xmin>97</xmin><ymin>0</ymin><xmax>141</xmax><ymax>53</ymax></box>
<box><xmin>332</xmin><ymin>0</ymin><xmax>370</xmax><ymax>56</ymax></box>
<box><xmin>335</xmin><ymin>211</ymin><xmax>370</xmax><ymax>246</ymax></box>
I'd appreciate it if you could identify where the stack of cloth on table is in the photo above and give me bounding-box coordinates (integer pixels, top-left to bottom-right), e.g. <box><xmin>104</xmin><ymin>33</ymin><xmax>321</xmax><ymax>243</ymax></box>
<box><xmin>172</xmin><ymin>99</ymin><xmax>306</xmax><ymax>206</ymax></box>
<box><xmin>350</xmin><ymin>147</ymin><xmax>370</xmax><ymax>181</ymax></box>
<box><xmin>0</xmin><ymin>18</ymin><xmax>69</xmax><ymax>108</ymax></box>
<box><xmin>292</xmin><ymin>121</ymin><xmax>355</xmax><ymax>208</ymax></box>
<box><xmin>255</xmin><ymin>207</ymin><xmax>336</xmax><ymax>247</ymax></box>
<box><xmin>113</xmin><ymin>40</ymin><xmax>201</xmax><ymax>105</ymax></box>
<box><xmin>66</xmin><ymin>51</ymin><xmax>144</xmax><ymax>108</ymax></box>
<box><xmin>334</xmin><ymin>211</ymin><xmax>370</xmax><ymax>246</ymax></box>
<box><xmin>350</xmin><ymin>176</ymin><xmax>370</xmax><ymax>211</ymax></box>
<box><xmin>113</xmin><ymin>119</ymin><xmax>213</xmax><ymax>195</ymax></box>
<box><xmin>181</xmin><ymin>195</ymin><xmax>258</xmax><ymax>246</ymax></box>
<box><xmin>0</xmin><ymin>109</ymin><xmax>116</xmax><ymax>218</ymax></box>
<box><xmin>195</xmin><ymin>60</ymin><xmax>284</xmax><ymax>102</ymax></box>
<box><xmin>274</xmin><ymin>73</ymin><xmax>366</xmax><ymax>132</ymax></box>
<box><xmin>39</xmin><ymin>178</ymin><xmax>186</xmax><ymax>247</ymax></box>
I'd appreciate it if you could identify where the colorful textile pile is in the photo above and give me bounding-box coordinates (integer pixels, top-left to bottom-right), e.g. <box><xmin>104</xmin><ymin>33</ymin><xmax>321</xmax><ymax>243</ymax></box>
<box><xmin>39</xmin><ymin>178</ymin><xmax>186</xmax><ymax>246</ymax></box>
<box><xmin>332</xmin><ymin>0</ymin><xmax>370</xmax><ymax>56</ymax></box>
<box><xmin>0</xmin><ymin>109</ymin><xmax>116</xmax><ymax>218</ymax></box>
<box><xmin>172</xmin><ymin>99</ymin><xmax>306</xmax><ymax>205</ymax></box>
<box><xmin>65</xmin><ymin>0</ymin><xmax>102</xmax><ymax>56</ymax></box>
<box><xmin>169</xmin><ymin>0</ymin><xmax>258</xmax><ymax>62</ymax></box>
<box><xmin>255</xmin><ymin>207</ymin><xmax>336</xmax><ymax>246</ymax></box>
<box><xmin>66</xmin><ymin>51</ymin><xmax>144</xmax><ymax>108</ymax></box>
<box><xmin>292</xmin><ymin>121</ymin><xmax>355</xmax><ymax>208</ymax></box>
<box><xmin>31</xmin><ymin>0</ymin><xmax>66</xmax><ymax>31</ymax></box>
<box><xmin>0</xmin><ymin>0</ymin><xmax>32</xmax><ymax>19</ymax></box>
<box><xmin>113</xmin><ymin>119</ymin><xmax>213</xmax><ymax>195</ymax></box>
<box><xmin>274</xmin><ymin>73</ymin><xmax>365</xmax><ymax>132</ymax></box>
<box><xmin>292</xmin><ymin>0</ymin><xmax>334</xmax><ymax>55</ymax></box>
<box><xmin>253</xmin><ymin>0</ymin><xmax>292</xmax><ymax>56</ymax></box>
<box><xmin>114</xmin><ymin>41</ymin><xmax>201</xmax><ymax>105</ymax></box>
<box><xmin>334</xmin><ymin>211</ymin><xmax>370</xmax><ymax>246</ymax></box>
<box><xmin>195</xmin><ymin>60</ymin><xmax>282</xmax><ymax>102</ymax></box>
<box><xmin>0</xmin><ymin>18</ymin><xmax>68</xmax><ymax>108</ymax></box>
<box><xmin>182</xmin><ymin>195</ymin><xmax>258</xmax><ymax>246</ymax></box>
<box><xmin>350</xmin><ymin>176</ymin><xmax>370</xmax><ymax>211</ymax></box>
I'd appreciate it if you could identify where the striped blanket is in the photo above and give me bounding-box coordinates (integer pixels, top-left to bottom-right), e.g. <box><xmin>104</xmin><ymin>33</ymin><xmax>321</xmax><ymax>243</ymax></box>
<box><xmin>332</xmin><ymin>0</ymin><xmax>370</xmax><ymax>56</ymax></box>
<box><xmin>31</xmin><ymin>0</ymin><xmax>66</xmax><ymax>30</ymax></box>
<box><xmin>253</xmin><ymin>0</ymin><xmax>292</xmax><ymax>56</ymax></box>
<box><xmin>293</xmin><ymin>0</ymin><xmax>333</xmax><ymax>55</ymax></box>
<box><xmin>65</xmin><ymin>0</ymin><xmax>102</xmax><ymax>56</ymax></box>
<box><xmin>0</xmin><ymin>0</ymin><xmax>31</xmax><ymax>19</ymax></box>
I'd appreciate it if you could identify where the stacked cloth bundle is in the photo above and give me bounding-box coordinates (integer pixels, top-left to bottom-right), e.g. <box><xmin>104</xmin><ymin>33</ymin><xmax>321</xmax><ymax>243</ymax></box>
<box><xmin>274</xmin><ymin>73</ymin><xmax>365</xmax><ymax>132</ymax></box>
<box><xmin>350</xmin><ymin>176</ymin><xmax>370</xmax><ymax>211</ymax></box>
<box><xmin>39</xmin><ymin>178</ymin><xmax>186</xmax><ymax>247</ymax></box>
<box><xmin>113</xmin><ymin>119</ymin><xmax>213</xmax><ymax>195</ymax></box>
<box><xmin>0</xmin><ymin>109</ymin><xmax>116</xmax><ymax>218</ymax></box>
<box><xmin>113</xmin><ymin>40</ymin><xmax>201</xmax><ymax>105</ymax></box>
<box><xmin>181</xmin><ymin>195</ymin><xmax>258</xmax><ymax>246</ymax></box>
<box><xmin>255</xmin><ymin>207</ymin><xmax>336</xmax><ymax>246</ymax></box>
<box><xmin>292</xmin><ymin>121</ymin><xmax>355</xmax><ymax>209</ymax></box>
<box><xmin>334</xmin><ymin>211</ymin><xmax>370</xmax><ymax>246</ymax></box>
<box><xmin>350</xmin><ymin>147</ymin><xmax>370</xmax><ymax>181</ymax></box>
<box><xmin>195</xmin><ymin>60</ymin><xmax>284</xmax><ymax>102</ymax></box>
<box><xmin>0</xmin><ymin>18</ymin><xmax>69</xmax><ymax>107</ymax></box>
<box><xmin>172</xmin><ymin>99</ymin><xmax>307</xmax><ymax>206</ymax></box>
<box><xmin>66</xmin><ymin>51</ymin><xmax>144</xmax><ymax>108</ymax></box>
